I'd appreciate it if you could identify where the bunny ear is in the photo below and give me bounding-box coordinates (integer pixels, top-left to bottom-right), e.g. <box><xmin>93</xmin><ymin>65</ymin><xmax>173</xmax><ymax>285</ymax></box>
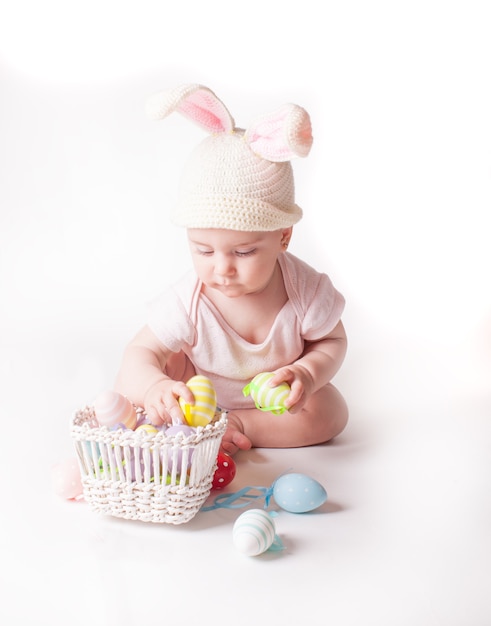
<box><xmin>145</xmin><ymin>83</ymin><xmax>235</xmax><ymax>134</ymax></box>
<box><xmin>244</xmin><ymin>103</ymin><xmax>313</xmax><ymax>162</ymax></box>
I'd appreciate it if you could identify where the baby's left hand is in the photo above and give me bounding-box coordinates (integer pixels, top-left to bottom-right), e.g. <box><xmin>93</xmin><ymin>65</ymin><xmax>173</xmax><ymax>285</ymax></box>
<box><xmin>269</xmin><ymin>365</ymin><xmax>314</xmax><ymax>414</ymax></box>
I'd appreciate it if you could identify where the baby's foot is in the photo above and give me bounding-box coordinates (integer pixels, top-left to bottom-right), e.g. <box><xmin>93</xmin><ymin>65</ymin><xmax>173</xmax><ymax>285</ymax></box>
<box><xmin>221</xmin><ymin>413</ymin><xmax>252</xmax><ymax>456</ymax></box>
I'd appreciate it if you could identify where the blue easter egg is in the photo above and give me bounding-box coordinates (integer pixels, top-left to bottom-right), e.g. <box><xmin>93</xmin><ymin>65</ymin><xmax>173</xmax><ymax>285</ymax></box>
<box><xmin>272</xmin><ymin>473</ymin><xmax>327</xmax><ymax>513</ymax></box>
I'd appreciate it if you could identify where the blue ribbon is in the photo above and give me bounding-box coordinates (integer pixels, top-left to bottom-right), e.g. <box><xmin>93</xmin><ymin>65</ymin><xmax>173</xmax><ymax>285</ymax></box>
<box><xmin>201</xmin><ymin>485</ymin><xmax>274</xmax><ymax>511</ymax></box>
<box><xmin>269</xmin><ymin>534</ymin><xmax>285</xmax><ymax>551</ymax></box>
<box><xmin>202</xmin><ymin>469</ymin><xmax>295</xmax><ymax>512</ymax></box>
<box><xmin>202</xmin><ymin>480</ymin><xmax>288</xmax><ymax>552</ymax></box>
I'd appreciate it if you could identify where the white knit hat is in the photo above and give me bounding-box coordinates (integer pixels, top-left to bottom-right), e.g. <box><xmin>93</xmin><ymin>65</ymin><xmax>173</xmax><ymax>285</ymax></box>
<box><xmin>146</xmin><ymin>84</ymin><xmax>313</xmax><ymax>232</ymax></box>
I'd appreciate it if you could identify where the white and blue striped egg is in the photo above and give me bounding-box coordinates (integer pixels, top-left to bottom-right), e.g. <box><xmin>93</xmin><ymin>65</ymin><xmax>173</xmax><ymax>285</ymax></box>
<box><xmin>232</xmin><ymin>509</ymin><xmax>277</xmax><ymax>556</ymax></box>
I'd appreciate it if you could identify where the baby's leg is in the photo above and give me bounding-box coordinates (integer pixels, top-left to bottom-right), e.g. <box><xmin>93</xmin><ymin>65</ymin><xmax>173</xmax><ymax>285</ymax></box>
<box><xmin>221</xmin><ymin>383</ymin><xmax>348</xmax><ymax>454</ymax></box>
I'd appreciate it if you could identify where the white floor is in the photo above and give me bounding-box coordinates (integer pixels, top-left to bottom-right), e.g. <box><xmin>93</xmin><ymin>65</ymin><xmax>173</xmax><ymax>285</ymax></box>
<box><xmin>1</xmin><ymin>332</ymin><xmax>490</xmax><ymax>626</ymax></box>
<box><xmin>2</xmin><ymin>4</ymin><xmax>491</xmax><ymax>623</ymax></box>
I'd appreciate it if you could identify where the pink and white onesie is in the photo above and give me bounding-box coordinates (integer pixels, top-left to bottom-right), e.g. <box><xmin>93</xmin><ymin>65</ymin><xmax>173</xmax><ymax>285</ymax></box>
<box><xmin>147</xmin><ymin>252</ymin><xmax>345</xmax><ymax>411</ymax></box>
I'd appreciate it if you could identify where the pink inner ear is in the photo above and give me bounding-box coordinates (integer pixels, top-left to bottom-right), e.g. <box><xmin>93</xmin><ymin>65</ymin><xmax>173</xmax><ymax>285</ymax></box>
<box><xmin>245</xmin><ymin>104</ymin><xmax>312</xmax><ymax>162</ymax></box>
<box><xmin>179</xmin><ymin>90</ymin><xmax>234</xmax><ymax>134</ymax></box>
<box><xmin>247</xmin><ymin>117</ymin><xmax>292</xmax><ymax>161</ymax></box>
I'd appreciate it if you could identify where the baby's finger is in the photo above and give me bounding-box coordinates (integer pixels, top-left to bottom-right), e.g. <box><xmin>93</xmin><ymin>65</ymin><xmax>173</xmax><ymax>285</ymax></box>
<box><xmin>169</xmin><ymin>405</ymin><xmax>186</xmax><ymax>425</ymax></box>
<box><xmin>269</xmin><ymin>368</ymin><xmax>293</xmax><ymax>387</ymax></box>
<box><xmin>146</xmin><ymin>405</ymin><xmax>165</xmax><ymax>426</ymax></box>
<box><xmin>162</xmin><ymin>392</ymin><xmax>187</xmax><ymax>425</ymax></box>
<box><xmin>174</xmin><ymin>381</ymin><xmax>195</xmax><ymax>405</ymax></box>
<box><xmin>284</xmin><ymin>380</ymin><xmax>304</xmax><ymax>409</ymax></box>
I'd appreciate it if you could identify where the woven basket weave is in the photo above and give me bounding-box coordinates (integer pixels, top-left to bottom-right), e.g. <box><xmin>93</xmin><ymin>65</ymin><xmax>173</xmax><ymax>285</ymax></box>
<box><xmin>71</xmin><ymin>406</ymin><xmax>227</xmax><ymax>524</ymax></box>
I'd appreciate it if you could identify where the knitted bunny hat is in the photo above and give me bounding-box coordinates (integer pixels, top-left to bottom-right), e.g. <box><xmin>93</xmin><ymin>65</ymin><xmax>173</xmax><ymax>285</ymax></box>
<box><xmin>146</xmin><ymin>83</ymin><xmax>313</xmax><ymax>231</ymax></box>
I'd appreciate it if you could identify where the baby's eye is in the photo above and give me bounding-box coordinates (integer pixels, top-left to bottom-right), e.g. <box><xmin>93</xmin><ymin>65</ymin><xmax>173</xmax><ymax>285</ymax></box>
<box><xmin>197</xmin><ymin>249</ymin><xmax>213</xmax><ymax>256</ymax></box>
<box><xmin>235</xmin><ymin>249</ymin><xmax>256</xmax><ymax>257</ymax></box>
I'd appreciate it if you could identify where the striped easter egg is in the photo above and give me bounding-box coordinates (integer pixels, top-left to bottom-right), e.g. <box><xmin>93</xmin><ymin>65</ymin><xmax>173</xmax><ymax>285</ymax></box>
<box><xmin>179</xmin><ymin>375</ymin><xmax>217</xmax><ymax>427</ymax></box>
<box><xmin>233</xmin><ymin>509</ymin><xmax>277</xmax><ymax>556</ymax></box>
<box><xmin>94</xmin><ymin>390</ymin><xmax>138</xmax><ymax>430</ymax></box>
<box><xmin>243</xmin><ymin>372</ymin><xmax>291</xmax><ymax>415</ymax></box>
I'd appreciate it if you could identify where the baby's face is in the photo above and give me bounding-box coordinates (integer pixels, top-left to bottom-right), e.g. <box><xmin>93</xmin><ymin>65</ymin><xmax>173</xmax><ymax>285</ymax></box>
<box><xmin>187</xmin><ymin>228</ymin><xmax>291</xmax><ymax>298</ymax></box>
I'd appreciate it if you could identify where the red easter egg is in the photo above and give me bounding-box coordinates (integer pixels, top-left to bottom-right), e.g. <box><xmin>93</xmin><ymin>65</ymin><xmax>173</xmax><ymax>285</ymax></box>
<box><xmin>212</xmin><ymin>452</ymin><xmax>236</xmax><ymax>490</ymax></box>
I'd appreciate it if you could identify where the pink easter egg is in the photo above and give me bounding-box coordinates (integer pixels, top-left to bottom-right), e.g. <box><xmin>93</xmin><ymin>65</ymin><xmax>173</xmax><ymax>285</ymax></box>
<box><xmin>52</xmin><ymin>458</ymin><xmax>83</xmax><ymax>500</ymax></box>
<box><xmin>94</xmin><ymin>390</ymin><xmax>137</xmax><ymax>430</ymax></box>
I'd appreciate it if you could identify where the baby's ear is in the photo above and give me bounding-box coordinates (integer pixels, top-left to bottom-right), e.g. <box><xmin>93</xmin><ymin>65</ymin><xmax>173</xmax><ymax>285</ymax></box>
<box><xmin>145</xmin><ymin>83</ymin><xmax>235</xmax><ymax>133</ymax></box>
<box><xmin>244</xmin><ymin>104</ymin><xmax>313</xmax><ymax>162</ymax></box>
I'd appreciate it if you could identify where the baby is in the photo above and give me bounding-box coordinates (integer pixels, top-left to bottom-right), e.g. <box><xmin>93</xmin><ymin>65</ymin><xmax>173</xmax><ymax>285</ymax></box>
<box><xmin>114</xmin><ymin>84</ymin><xmax>348</xmax><ymax>455</ymax></box>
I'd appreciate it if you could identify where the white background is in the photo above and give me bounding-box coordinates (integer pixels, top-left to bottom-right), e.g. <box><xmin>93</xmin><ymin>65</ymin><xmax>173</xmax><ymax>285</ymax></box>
<box><xmin>1</xmin><ymin>2</ymin><xmax>490</xmax><ymax>625</ymax></box>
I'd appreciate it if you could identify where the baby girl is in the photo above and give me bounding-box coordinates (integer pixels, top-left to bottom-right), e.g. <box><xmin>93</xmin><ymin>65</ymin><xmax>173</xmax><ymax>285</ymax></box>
<box><xmin>114</xmin><ymin>84</ymin><xmax>348</xmax><ymax>455</ymax></box>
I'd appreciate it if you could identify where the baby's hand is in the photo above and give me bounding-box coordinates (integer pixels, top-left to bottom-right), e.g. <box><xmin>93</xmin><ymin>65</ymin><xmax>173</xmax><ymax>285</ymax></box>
<box><xmin>269</xmin><ymin>365</ymin><xmax>314</xmax><ymax>414</ymax></box>
<box><xmin>143</xmin><ymin>379</ymin><xmax>195</xmax><ymax>426</ymax></box>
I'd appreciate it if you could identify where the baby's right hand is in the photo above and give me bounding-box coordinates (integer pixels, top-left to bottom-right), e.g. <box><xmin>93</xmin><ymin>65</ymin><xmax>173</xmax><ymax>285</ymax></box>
<box><xmin>143</xmin><ymin>379</ymin><xmax>195</xmax><ymax>426</ymax></box>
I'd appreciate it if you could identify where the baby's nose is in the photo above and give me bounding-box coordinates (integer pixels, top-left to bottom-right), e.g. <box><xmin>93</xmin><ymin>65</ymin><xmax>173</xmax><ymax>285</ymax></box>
<box><xmin>214</xmin><ymin>254</ymin><xmax>236</xmax><ymax>276</ymax></box>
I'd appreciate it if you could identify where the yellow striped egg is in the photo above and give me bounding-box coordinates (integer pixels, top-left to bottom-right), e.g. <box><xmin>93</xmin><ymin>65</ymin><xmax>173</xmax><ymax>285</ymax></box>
<box><xmin>135</xmin><ymin>423</ymin><xmax>159</xmax><ymax>436</ymax></box>
<box><xmin>179</xmin><ymin>375</ymin><xmax>217</xmax><ymax>427</ymax></box>
<box><xmin>243</xmin><ymin>372</ymin><xmax>291</xmax><ymax>415</ymax></box>
<box><xmin>233</xmin><ymin>509</ymin><xmax>277</xmax><ymax>556</ymax></box>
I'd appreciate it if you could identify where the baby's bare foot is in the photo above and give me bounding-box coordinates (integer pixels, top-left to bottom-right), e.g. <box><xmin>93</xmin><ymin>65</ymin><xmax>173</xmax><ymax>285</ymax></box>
<box><xmin>221</xmin><ymin>413</ymin><xmax>252</xmax><ymax>455</ymax></box>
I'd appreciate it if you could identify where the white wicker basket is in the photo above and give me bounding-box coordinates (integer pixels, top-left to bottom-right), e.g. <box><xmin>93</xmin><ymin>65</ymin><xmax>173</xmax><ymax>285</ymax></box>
<box><xmin>71</xmin><ymin>406</ymin><xmax>227</xmax><ymax>524</ymax></box>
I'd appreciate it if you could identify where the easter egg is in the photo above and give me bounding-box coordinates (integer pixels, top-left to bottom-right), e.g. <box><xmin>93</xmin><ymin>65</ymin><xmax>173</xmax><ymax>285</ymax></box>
<box><xmin>52</xmin><ymin>458</ymin><xmax>83</xmax><ymax>500</ymax></box>
<box><xmin>165</xmin><ymin>424</ymin><xmax>196</xmax><ymax>438</ymax></box>
<box><xmin>233</xmin><ymin>509</ymin><xmax>276</xmax><ymax>556</ymax></box>
<box><xmin>135</xmin><ymin>423</ymin><xmax>159</xmax><ymax>436</ymax></box>
<box><xmin>272</xmin><ymin>473</ymin><xmax>327</xmax><ymax>513</ymax></box>
<box><xmin>164</xmin><ymin>424</ymin><xmax>196</xmax><ymax>471</ymax></box>
<box><xmin>179</xmin><ymin>375</ymin><xmax>217</xmax><ymax>427</ymax></box>
<box><xmin>243</xmin><ymin>372</ymin><xmax>291</xmax><ymax>415</ymax></box>
<box><xmin>212</xmin><ymin>452</ymin><xmax>236</xmax><ymax>490</ymax></box>
<box><xmin>94</xmin><ymin>390</ymin><xmax>137</xmax><ymax>430</ymax></box>
<box><xmin>116</xmin><ymin>449</ymin><xmax>144</xmax><ymax>482</ymax></box>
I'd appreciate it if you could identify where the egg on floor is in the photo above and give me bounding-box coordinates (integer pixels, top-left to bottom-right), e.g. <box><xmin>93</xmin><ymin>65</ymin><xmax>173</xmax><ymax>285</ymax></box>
<box><xmin>272</xmin><ymin>472</ymin><xmax>327</xmax><ymax>513</ymax></box>
<box><xmin>212</xmin><ymin>452</ymin><xmax>236</xmax><ymax>490</ymax></box>
<box><xmin>232</xmin><ymin>509</ymin><xmax>276</xmax><ymax>556</ymax></box>
<box><xmin>52</xmin><ymin>458</ymin><xmax>83</xmax><ymax>500</ymax></box>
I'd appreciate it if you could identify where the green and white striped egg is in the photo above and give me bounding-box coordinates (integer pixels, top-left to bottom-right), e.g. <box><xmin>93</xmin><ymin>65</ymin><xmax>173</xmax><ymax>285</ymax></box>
<box><xmin>243</xmin><ymin>372</ymin><xmax>291</xmax><ymax>415</ymax></box>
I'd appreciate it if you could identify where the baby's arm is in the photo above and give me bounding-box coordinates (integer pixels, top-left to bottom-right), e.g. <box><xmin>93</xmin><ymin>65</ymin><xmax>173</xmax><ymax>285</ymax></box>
<box><xmin>114</xmin><ymin>325</ymin><xmax>194</xmax><ymax>425</ymax></box>
<box><xmin>270</xmin><ymin>320</ymin><xmax>348</xmax><ymax>413</ymax></box>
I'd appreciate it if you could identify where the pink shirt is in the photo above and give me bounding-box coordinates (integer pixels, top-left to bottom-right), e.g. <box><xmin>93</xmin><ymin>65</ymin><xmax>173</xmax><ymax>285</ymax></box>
<box><xmin>147</xmin><ymin>252</ymin><xmax>345</xmax><ymax>411</ymax></box>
